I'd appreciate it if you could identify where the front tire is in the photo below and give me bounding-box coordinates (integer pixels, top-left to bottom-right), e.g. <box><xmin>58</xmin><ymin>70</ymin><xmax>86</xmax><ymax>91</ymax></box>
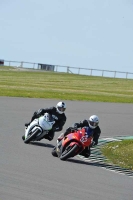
<box><xmin>24</xmin><ymin>129</ymin><xmax>41</xmax><ymax>144</ymax></box>
<box><xmin>60</xmin><ymin>144</ymin><xmax>79</xmax><ymax>161</ymax></box>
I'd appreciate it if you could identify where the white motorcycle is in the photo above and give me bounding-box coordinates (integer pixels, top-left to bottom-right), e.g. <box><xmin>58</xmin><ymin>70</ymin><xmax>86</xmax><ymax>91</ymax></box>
<box><xmin>23</xmin><ymin>113</ymin><xmax>55</xmax><ymax>144</ymax></box>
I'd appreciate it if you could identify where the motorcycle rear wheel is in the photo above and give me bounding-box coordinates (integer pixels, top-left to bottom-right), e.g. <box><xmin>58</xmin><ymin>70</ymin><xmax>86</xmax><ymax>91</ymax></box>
<box><xmin>60</xmin><ymin>144</ymin><xmax>79</xmax><ymax>161</ymax></box>
<box><xmin>24</xmin><ymin>129</ymin><xmax>41</xmax><ymax>144</ymax></box>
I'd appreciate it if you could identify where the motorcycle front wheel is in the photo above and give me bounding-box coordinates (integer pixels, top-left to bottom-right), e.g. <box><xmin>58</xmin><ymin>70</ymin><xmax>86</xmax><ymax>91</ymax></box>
<box><xmin>24</xmin><ymin>129</ymin><xmax>41</xmax><ymax>144</ymax></box>
<box><xmin>60</xmin><ymin>144</ymin><xmax>79</xmax><ymax>161</ymax></box>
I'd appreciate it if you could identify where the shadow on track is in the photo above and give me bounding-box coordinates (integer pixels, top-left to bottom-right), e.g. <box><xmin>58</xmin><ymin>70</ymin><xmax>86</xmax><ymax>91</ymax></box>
<box><xmin>30</xmin><ymin>141</ymin><xmax>54</xmax><ymax>148</ymax></box>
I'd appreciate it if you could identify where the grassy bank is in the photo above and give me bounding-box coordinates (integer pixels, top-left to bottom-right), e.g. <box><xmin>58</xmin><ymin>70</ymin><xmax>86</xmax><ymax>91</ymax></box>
<box><xmin>100</xmin><ymin>140</ymin><xmax>133</xmax><ymax>170</ymax></box>
<box><xmin>0</xmin><ymin>66</ymin><xmax>133</xmax><ymax>103</ymax></box>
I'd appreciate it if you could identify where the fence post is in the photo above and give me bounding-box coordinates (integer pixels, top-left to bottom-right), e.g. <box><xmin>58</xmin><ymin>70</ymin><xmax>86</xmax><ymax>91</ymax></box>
<box><xmin>114</xmin><ymin>71</ymin><xmax>116</xmax><ymax>78</ymax></box>
<box><xmin>20</xmin><ymin>62</ymin><xmax>23</xmax><ymax>68</ymax></box>
<box><xmin>102</xmin><ymin>70</ymin><xmax>104</xmax><ymax>77</ymax></box>
<box><xmin>56</xmin><ymin>66</ymin><xmax>58</xmax><ymax>72</ymax></box>
<box><xmin>90</xmin><ymin>69</ymin><xmax>92</xmax><ymax>76</ymax></box>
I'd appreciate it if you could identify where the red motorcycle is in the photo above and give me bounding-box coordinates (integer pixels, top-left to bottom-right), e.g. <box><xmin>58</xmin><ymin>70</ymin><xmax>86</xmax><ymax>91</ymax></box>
<box><xmin>51</xmin><ymin>127</ymin><xmax>93</xmax><ymax>161</ymax></box>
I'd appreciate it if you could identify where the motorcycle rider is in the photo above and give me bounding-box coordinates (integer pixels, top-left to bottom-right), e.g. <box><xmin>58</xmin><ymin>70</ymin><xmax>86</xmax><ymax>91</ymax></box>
<box><xmin>22</xmin><ymin>101</ymin><xmax>67</xmax><ymax>141</ymax></box>
<box><xmin>57</xmin><ymin>115</ymin><xmax>101</xmax><ymax>158</ymax></box>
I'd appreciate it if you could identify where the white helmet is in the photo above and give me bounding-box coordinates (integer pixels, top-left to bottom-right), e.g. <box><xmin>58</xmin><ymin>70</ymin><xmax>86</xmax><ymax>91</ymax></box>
<box><xmin>56</xmin><ymin>101</ymin><xmax>66</xmax><ymax>114</ymax></box>
<box><xmin>88</xmin><ymin>115</ymin><xmax>99</xmax><ymax>129</ymax></box>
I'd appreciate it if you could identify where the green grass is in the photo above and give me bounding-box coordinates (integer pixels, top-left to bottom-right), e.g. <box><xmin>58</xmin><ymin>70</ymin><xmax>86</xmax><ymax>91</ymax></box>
<box><xmin>100</xmin><ymin>140</ymin><xmax>133</xmax><ymax>170</ymax></box>
<box><xmin>0</xmin><ymin>66</ymin><xmax>133</xmax><ymax>103</ymax></box>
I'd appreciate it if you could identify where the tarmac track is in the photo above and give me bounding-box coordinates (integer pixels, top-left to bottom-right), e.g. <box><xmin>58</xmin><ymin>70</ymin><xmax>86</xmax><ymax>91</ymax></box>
<box><xmin>0</xmin><ymin>97</ymin><xmax>133</xmax><ymax>200</ymax></box>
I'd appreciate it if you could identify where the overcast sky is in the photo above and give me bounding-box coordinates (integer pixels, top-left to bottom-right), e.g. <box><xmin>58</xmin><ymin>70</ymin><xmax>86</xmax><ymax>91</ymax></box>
<box><xmin>1</xmin><ymin>0</ymin><xmax>133</xmax><ymax>72</ymax></box>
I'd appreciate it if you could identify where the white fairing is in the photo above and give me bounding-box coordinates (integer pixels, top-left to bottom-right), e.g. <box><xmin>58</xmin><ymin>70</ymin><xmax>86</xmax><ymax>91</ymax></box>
<box><xmin>25</xmin><ymin>119</ymin><xmax>39</xmax><ymax>138</ymax></box>
<box><xmin>39</xmin><ymin>116</ymin><xmax>55</xmax><ymax>130</ymax></box>
<box><xmin>25</xmin><ymin>115</ymin><xmax>55</xmax><ymax>139</ymax></box>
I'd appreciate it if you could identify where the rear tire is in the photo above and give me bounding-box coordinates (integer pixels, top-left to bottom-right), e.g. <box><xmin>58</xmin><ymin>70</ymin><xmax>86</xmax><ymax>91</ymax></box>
<box><xmin>24</xmin><ymin>129</ymin><xmax>41</xmax><ymax>144</ymax></box>
<box><xmin>51</xmin><ymin>147</ymin><xmax>58</xmax><ymax>157</ymax></box>
<box><xmin>60</xmin><ymin>144</ymin><xmax>79</xmax><ymax>161</ymax></box>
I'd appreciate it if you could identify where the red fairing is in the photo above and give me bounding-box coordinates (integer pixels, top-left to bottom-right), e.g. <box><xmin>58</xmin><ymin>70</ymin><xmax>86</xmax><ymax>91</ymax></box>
<box><xmin>62</xmin><ymin>128</ymin><xmax>93</xmax><ymax>148</ymax></box>
<box><xmin>69</xmin><ymin>141</ymin><xmax>80</xmax><ymax>147</ymax></box>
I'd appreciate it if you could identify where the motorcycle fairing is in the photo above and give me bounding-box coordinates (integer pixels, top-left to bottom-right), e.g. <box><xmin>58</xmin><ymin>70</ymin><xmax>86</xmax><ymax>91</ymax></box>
<box><xmin>62</xmin><ymin>128</ymin><xmax>92</xmax><ymax>148</ymax></box>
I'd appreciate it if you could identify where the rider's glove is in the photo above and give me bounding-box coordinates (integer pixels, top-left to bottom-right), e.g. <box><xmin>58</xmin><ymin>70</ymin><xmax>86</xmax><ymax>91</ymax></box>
<box><xmin>65</xmin><ymin>127</ymin><xmax>75</xmax><ymax>134</ymax></box>
<box><xmin>73</xmin><ymin>123</ymin><xmax>78</xmax><ymax>129</ymax></box>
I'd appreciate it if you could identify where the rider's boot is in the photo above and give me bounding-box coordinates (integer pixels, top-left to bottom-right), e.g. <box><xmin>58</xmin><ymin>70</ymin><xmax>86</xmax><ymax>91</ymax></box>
<box><xmin>43</xmin><ymin>134</ymin><xmax>53</xmax><ymax>141</ymax></box>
